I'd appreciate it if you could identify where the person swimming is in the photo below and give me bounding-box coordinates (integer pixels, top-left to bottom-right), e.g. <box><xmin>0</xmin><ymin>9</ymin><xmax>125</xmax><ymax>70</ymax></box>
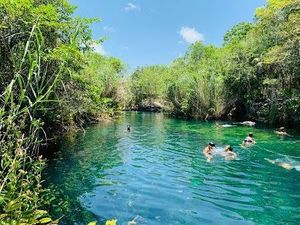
<box><xmin>240</xmin><ymin>121</ymin><xmax>256</xmax><ymax>126</ymax></box>
<box><xmin>223</xmin><ymin>145</ymin><xmax>237</xmax><ymax>160</ymax></box>
<box><xmin>127</xmin><ymin>124</ymin><xmax>131</xmax><ymax>132</ymax></box>
<box><xmin>215</xmin><ymin>122</ymin><xmax>234</xmax><ymax>128</ymax></box>
<box><xmin>266</xmin><ymin>158</ymin><xmax>300</xmax><ymax>171</ymax></box>
<box><xmin>222</xmin><ymin>124</ymin><xmax>234</xmax><ymax>128</ymax></box>
<box><xmin>242</xmin><ymin>132</ymin><xmax>255</xmax><ymax>147</ymax></box>
<box><xmin>275</xmin><ymin>127</ymin><xmax>288</xmax><ymax>136</ymax></box>
<box><xmin>203</xmin><ymin>142</ymin><xmax>216</xmax><ymax>162</ymax></box>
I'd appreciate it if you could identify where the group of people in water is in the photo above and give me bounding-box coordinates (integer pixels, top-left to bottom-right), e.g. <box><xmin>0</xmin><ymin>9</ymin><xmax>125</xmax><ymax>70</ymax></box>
<box><xmin>127</xmin><ymin>122</ymin><xmax>297</xmax><ymax>170</ymax></box>
<box><xmin>203</xmin><ymin>142</ymin><xmax>237</xmax><ymax>162</ymax></box>
<box><xmin>203</xmin><ymin>123</ymin><xmax>290</xmax><ymax>163</ymax></box>
<box><xmin>203</xmin><ymin>132</ymin><xmax>255</xmax><ymax>162</ymax></box>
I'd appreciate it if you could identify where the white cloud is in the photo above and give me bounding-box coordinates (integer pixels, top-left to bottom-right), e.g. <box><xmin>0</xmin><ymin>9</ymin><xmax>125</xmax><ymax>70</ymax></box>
<box><xmin>92</xmin><ymin>43</ymin><xmax>106</xmax><ymax>55</ymax></box>
<box><xmin>103</xmin><ymin>26</ymin><xmax>115</xmax><ymax>33</ymax></box>
<box><xmin>124</xmin><ymin>3</ymin><xmax>139</xmax><ymax>11</ymax></box>
<box><xmin>179</xmin><ymin>27</ymin><xmax>204</xmax><ymax>44</ymax></box>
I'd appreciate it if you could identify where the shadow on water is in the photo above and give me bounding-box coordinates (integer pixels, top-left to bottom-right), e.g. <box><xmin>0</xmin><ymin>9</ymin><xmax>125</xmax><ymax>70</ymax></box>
<box><xmin>45</xmin><ymin>112</ymin><xmax>300</xmax><ymax>225</ymax></box>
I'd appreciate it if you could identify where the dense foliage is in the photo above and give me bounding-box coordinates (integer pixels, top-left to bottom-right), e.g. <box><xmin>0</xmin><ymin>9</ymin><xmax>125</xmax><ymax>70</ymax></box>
<box><xmin>0</xmin><ymin>0</ymin><xmax>299</xmax><ymax>223</ymax></box>
<box><xmin>55</xmin><ymin>52</ymin><xmax>125</xmax><ymax>132</ymax></box>
<box><xmin>129</xmin><ymin>0</ymin><xmax>300</xmax><ymax>126</ymax></box>
<box><xmin>0</xmin><ymin>0</ymin><xmax>125</xmax><ymax>223</ymax></box>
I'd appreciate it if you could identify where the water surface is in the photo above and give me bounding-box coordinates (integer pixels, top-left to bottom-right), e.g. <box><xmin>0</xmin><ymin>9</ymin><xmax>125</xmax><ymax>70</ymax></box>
<box><xmin>46</xmin><ymin>112</ymin><xmax>300</xmax><ymax>225</ymax></box>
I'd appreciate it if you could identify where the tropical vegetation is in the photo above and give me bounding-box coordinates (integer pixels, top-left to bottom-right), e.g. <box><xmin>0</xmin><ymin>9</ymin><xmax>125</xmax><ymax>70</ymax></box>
<box><xmin>129</xmin><ymin>0</ymin><xmax>300</xmax><ymax>126</ymax></box>
<box><xmin>0</xmin><ymin>0</ymin><xmax>124</xmax><ymax>223</ymax></box>
<box><xmin>0</xmin><ymin>0</ymin><xmax>299</xmax><ymax>224</ymax></box>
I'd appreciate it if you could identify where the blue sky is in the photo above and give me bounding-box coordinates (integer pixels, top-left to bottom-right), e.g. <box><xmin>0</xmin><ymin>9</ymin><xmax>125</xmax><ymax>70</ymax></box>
<box><xmin>70</xmin><ymin>0</ymin><xmax>266</xmax><ymax>69</ymax></box>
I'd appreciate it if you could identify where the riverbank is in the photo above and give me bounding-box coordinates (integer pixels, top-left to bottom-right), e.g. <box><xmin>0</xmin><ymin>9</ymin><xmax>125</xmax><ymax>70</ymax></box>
<box><xmin>126</xmin><ymin>99</ymin><xmax>299</xmax><ymax>129</ymax></box>
<box><xmin>128</xmin><ymin>0</ymin><xmax>299</xmax><ymax>128</ymax></box>
<box><xmin>0</xmin><ymin>1</ymin><xmax>126</xmax><ymax>223</ymax></box>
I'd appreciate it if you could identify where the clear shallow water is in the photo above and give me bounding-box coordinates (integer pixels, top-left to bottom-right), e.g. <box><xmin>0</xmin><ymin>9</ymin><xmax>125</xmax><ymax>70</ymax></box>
<box><xmin>46</xmin><ymin>112</ymin><xmax>300</xmax><ymax>225</ymax></box>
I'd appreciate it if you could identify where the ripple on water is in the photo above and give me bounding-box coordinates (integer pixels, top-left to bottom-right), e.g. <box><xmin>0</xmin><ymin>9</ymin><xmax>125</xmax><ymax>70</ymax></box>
<box><xmin>46</xmin><ymin>113</ymin><xmax>300</xmax><ymax>225</ymax></box>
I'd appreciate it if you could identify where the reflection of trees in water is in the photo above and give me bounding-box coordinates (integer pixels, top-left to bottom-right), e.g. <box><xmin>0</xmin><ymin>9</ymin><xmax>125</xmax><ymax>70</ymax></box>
<box><xmin>45</xmin><ymin>123</ymin><xmax>125</xmax><ymax>224</ymax></box>
<box><xmin>44</xmin><ymin>113</ymin><xmax>300</xmax><ymax>224</ymax></box>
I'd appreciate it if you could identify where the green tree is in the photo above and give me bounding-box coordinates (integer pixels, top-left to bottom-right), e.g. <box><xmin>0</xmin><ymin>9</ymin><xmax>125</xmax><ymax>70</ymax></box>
<box><xmin>223</xmin><ymin>22</ymin><xmax>253</xmax><ymax>46</ymax></box>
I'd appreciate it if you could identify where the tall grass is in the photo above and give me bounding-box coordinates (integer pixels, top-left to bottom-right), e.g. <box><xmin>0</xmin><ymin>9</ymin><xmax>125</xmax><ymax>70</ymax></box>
<box><xmin>0</xmin><ymin>24</ymin><xmax>61</xmax><ymax>224</ymax></box>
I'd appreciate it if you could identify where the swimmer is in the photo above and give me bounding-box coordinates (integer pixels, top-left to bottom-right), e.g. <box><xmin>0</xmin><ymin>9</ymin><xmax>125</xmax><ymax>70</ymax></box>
<box><xmin>242</xmin><ymin>132</ymin><xmax>256</xmax><ymax>147</ymax></box>
<box><xmin>215</xmin><ymin>122</ymin><xmax>234</xmax><ymax>128</ymax></box>
<box><xmin>222</xmin><ymin>124</ymin><xmax>234</xmax><ymax>128</ymax></box>
<box><xmin>203</xmin><ymin>142</ymin><xmax>216</xmax><ymax>162</ymax></box>
<box><xmin>127</xmin><ymin>124</ymin><xmax>131</xmax><ymax>132</ymax></box>
<box><xmin>265</xmin><ymin>158</ymin><xmax>300</xmax><ymax>171</ymax></box>
<box><xmin>240</xmin><ymin>121</ymin><xmax>256</xmax><ymax>126</ymax></box>
<box><xmin>223</xmin><ymin>145</ymin><xmax>237</xmax><ymax>160</ymax></box>
<box><xmin>275</xmin><ymin>127</ymin><xmax>288</xmax><ymax>136</ymax></box>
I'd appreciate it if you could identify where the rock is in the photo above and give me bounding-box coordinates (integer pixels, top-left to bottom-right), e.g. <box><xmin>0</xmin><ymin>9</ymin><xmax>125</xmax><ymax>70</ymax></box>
<box><xmin>129</xmin><ymin>99</ymin><xmax>164</xmax><ymax>112</ymax></box>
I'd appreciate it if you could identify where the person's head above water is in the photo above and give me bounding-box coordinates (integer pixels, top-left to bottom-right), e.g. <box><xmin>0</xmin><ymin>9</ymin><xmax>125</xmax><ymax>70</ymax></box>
<box><xmin>127</xmin><ymin>124</ymin><xmax>131</xmax><ymax>131</ymax></box>
<box><xmin>225</xmin><ymin>145</ymin><xmax>233</xmax><ymax>151</ymax></box>
<box><xmin>279</xmin><ymin>127</ymin><xmax>285</xmax><ymax>131</ymax></box>
<box><xmin>208</xmin><ymin>142</ymin><xmax>216</xmax><ymax>147</ymax></box>
<box><xmin>248</xmin><ymin>132</ymin><xmax>253</xmax><ymax>138</ymax></box>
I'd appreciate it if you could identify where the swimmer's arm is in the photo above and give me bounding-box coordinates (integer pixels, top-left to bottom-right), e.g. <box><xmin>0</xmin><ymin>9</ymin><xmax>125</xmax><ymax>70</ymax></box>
<box><xmin>232</xmin><ymin>152</ymin><xmax>237</xmax><ymax>158</ymax></box>
<box><xmin>203</xmin><ymin>149</ymin><xmax>208</xmax><ymax>156</ymax></box>
<box><xmin>225</xmin><ymin>154</ymin><xmax>236</xmax><ymax>160</ymax></box>
<box><xmin>275</xmin><ymin>131</ymin><xmax>285</xmax><ymax>135</ymax></box>
<box><xmin>204</xmin><ymin>151</ymin><xmax>212</xmax><ymax>158</ymax></box>
<box><xmin>275</xmin><ymin>131</ymin><xmax>292</xmax><ymax>137</ymax></box>
<box><xmin>203</xmin><ymin>147</ymin><xmax>210</xmax><ymax>155</ymax></box>
<box><xmin>203</xmin><ymin>148</ymin><xmax>213</xmax><ymax>160</ymax></box>
<box><xmin>228</xmin><ymin>152</ymin><xmax>237</xmax><ymax>159</ymax></box>
<box><xmin>240</xmin><ymin>143</ymin><xmax>246</xmax><ymax>149</ymax></box>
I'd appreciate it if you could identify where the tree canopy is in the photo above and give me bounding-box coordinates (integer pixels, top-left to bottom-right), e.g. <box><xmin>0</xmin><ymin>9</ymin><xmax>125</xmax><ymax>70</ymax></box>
<box><xmin>128</xmin><ymin>0</ymin><xmax>300</xmax><ymax>125</ymax></box>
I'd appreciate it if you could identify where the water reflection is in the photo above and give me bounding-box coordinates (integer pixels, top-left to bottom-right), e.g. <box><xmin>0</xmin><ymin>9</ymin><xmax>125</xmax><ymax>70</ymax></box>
<box><xmin>46</xmin><ymin>112</ymin><xmax>300</xmax><ymax>225</ymax></box>
<box><xmin>46</xmin><ymin>121</ymin><xmax>126</xmax><ymax>224</ymax></box>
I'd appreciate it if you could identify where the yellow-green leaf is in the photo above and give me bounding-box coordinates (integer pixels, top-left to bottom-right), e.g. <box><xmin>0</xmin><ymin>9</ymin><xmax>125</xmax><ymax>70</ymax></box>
<box><xmin>105</xmin><ymin>219</ymin><xmax>117</xmax><ymax>225</ymax></box>
<box><xmin>0</xmin><ymin>214</ymin><xmax>8</xmax><ymax>219</ymax></box>
<box><xmin>88</xmin><ymin>221</ymin><xmax>97</xmax><ymax>225</ymax></box>
<box><xmin>39</xmin><ymin>217</ymin><xmax>52</xmax><ymax>223</ymax></box>
<box><xmin>34</xmin><ymin>210</ymin><xmax>48</xmax><ymax>219</ymax></box>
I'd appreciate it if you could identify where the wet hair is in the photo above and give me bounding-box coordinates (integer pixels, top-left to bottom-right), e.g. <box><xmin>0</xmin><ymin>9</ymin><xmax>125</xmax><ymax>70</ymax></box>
<box><xmin>208</xmin><ymin>142</ymin><xmax>216</xmax><ymax>147</ymax></box>
<box><xmin>248</xmin><ymin>132</ymin><xmax>253</xmax><ymax>137</ymax></box>
<box><xmin>226</xmin><ymin>145</ymin><xmax>233</xmax><ymax>151</ymax></box>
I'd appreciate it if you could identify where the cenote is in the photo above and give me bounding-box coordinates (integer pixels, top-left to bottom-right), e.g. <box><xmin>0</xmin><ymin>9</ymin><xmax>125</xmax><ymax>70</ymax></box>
<box><xmin>46</xmin><ymin>112</ymin><xmax>300</xmax><ymax>225</ymax></box>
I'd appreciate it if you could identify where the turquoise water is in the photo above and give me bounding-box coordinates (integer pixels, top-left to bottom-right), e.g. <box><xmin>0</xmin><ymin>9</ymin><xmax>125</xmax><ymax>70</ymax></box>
<box><xmin>46</xmin><ymin>112</ymin><xmax>300</xmax><ymax>225</ymax></box>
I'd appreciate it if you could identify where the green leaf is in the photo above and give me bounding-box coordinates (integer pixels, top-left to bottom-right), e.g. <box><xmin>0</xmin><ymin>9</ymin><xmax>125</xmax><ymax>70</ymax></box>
<box><xmin>39</xmin><ymin>217</ymin><xmax>52</xmax><ymax>224</ymax></box>
<box><xmin>33</xmin><ymin>210</ymin><xmax>48</xmax><ymax>219</ymax></box>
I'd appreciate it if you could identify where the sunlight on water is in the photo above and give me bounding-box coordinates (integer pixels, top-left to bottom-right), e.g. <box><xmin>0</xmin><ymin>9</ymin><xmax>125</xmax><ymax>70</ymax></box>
<box><xmin>46</xmin><ymin>112</ymin><xmax>300</xmax><ymax>225</ymax></box>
